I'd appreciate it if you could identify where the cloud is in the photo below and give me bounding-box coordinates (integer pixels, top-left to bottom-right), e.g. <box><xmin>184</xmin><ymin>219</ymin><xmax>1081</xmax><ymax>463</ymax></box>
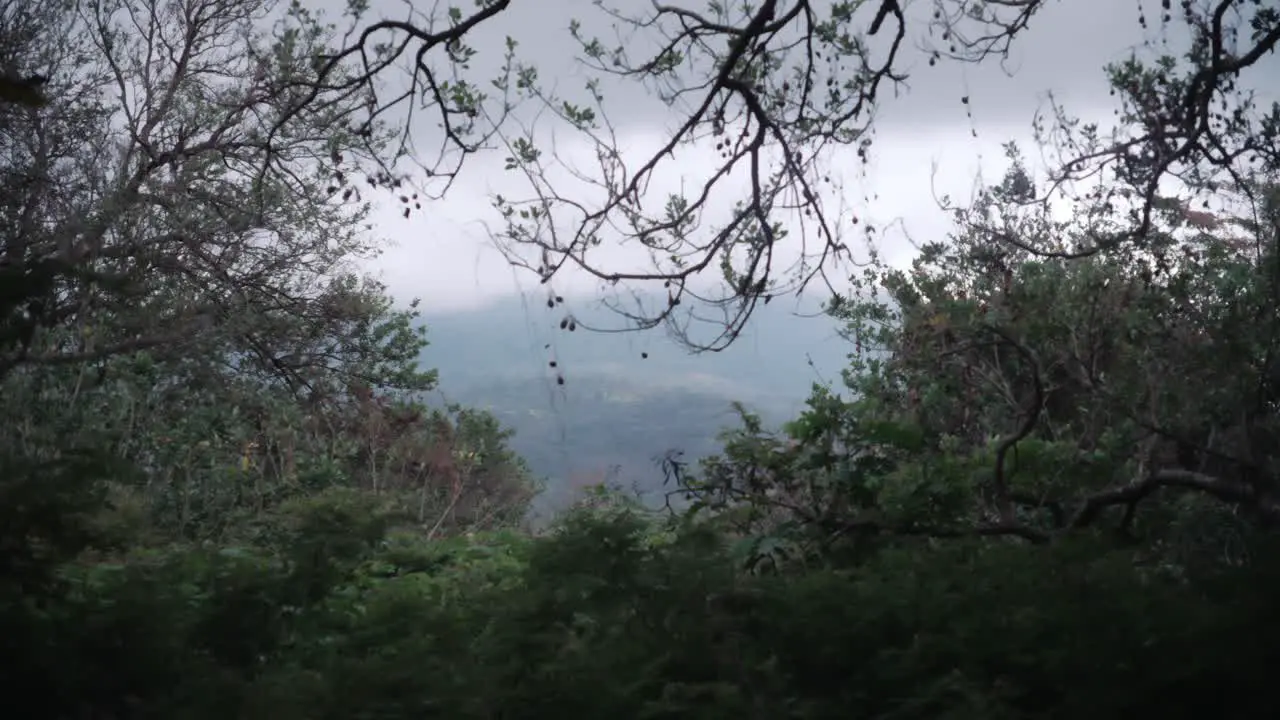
<box><xmin>342</xmin><ymin>0</ymin><xmax>1279</xmax><ymax>311</ymax></box>
<box><xmin>366</xmin><ymin>119</ymin><xmax>1036</xmax><ymax>311</ymax></box>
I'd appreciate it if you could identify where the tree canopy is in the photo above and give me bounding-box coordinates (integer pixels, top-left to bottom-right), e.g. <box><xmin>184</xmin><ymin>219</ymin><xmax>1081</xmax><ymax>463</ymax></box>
<box><xmin>2</xmin><ymin>0</ymin><xmax>1280</xmax><ymax>718</ymax></box>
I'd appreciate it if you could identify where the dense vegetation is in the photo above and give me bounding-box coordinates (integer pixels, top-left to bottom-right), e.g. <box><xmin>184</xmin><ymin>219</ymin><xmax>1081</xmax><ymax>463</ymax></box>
<box><xmin>4</xmin><ymin>0</ymin><xmax>1280</xmax><ymax>718</ymax></box>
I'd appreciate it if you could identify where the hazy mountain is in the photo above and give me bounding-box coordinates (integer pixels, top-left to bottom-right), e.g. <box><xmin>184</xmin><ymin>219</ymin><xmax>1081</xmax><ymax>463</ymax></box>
<box><xmin>417</xmin><ymin>291</ymin><xmax>857</xmax><ymax>508</ymax></box>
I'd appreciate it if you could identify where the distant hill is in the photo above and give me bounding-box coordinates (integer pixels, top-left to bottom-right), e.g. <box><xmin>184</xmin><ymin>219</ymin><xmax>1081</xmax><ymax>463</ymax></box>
<box><xmin>439</xmin><ymin>370</ymin><xmax>757</xmax><ymax>511</ymax></box>
<box><xmin>417</xmin><ymin>290</ymin><xmax>858</xmax><ymax>510</ymax></box>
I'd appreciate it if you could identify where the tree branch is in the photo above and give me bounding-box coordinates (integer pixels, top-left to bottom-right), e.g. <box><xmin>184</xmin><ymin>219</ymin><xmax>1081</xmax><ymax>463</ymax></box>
<box><xmin>1070</xmin><ymin>468</ymin><xmax>1280</xmax><ymax>529</ymax></box>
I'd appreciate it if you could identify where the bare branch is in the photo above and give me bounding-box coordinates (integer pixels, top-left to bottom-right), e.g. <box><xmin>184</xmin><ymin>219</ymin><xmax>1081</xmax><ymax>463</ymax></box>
<box><xmin>983</xmin><ymin>324</ymin><xmax>1044</xmax><ymax>523</ymax></box>
<box><xmin>1071</xmin><ymin>468</ymin><xmax>1280</xmax><ymax>529</ymax></box>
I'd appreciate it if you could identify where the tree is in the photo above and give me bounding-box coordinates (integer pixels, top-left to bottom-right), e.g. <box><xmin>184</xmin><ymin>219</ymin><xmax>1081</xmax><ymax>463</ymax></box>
<box><xmin>0</xmin><ymin>0</ymin><xmax>537</xmax><ymax>544</ymax></box>
<box><xmin>309</xmin><ymin>0</ymin><xmax>1278</xmax><ymax>349</ymax></box>
<box><xmin>676</xmin><ymin>147</ymin><xmax>1279</xmax><ymax>572</ymax></box>
<box><xmin>0</xmin><ymin>0</ymin><xmax>394</xmax><ymax>382</ymax></box>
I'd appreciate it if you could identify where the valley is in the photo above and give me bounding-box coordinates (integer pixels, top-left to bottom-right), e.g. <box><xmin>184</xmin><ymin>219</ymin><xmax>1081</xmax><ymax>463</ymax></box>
<box><xmin>418</xmin><ymin>292</ymin><xmax>854</xmax><ymax>508</ymax></box>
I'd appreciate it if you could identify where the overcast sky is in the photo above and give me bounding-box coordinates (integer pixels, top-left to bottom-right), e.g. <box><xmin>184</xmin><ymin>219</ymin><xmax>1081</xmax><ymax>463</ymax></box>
<box><xmin>323</xmin><ymin>0</ymin><xmax>1277</xmax><ymax>313</ymax></box>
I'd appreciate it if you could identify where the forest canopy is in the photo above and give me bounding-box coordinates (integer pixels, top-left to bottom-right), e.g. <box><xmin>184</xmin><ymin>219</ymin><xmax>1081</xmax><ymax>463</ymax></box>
<box><xmin>2</xmin><ymin>0</ymin><xmax>1279</xmax><ymax>718</ymax></box>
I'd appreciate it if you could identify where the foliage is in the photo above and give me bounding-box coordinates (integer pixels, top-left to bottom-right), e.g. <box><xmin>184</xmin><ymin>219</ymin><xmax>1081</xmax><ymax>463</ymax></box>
<box><xmin>0</xmin><ymin>0</ymin><xmax>538</xmax><ymax>547</ymax></box>
<box><xmin>4</xmin><ymin>1</ymin><xmax>1280</xmax><ymax>719</ymax></box>
<box><xmin>683</xmin><ymin>164</ymin><xmax>1279</xmax><ymax>571</ymax></box>
<box><xmin>5</xmin><ymin>495</ymin><xmax>1280</xmax><ymax>719</ymax></box>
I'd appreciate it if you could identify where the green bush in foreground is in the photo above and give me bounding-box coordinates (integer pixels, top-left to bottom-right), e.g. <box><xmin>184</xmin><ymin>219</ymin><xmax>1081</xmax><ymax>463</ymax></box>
<box><xmin>4</xmin><ymin>481</ymin><xmax>1280</xmax><ymax>720</ymax></box>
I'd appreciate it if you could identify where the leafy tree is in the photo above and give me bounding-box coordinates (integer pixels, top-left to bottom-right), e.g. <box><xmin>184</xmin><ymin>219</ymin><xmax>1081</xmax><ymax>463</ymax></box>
<box><xmin>0</xmin><ymin>0</ymin><xmax>417</xmax><ymax>383</ymax></box>
<box><xmin>681</xmin><ymin>156</ymin><xmax>1279</xmax><ymax>573</ymax></box>
<box><xmin>8</xmin><ymin>495</ymin><xmax>1280</xmax><ymax>719</ymax></box>
<box><xmin>0</xmin><ymin>0</ymin><xmax>539</xmax><ymax>544</ymax></box>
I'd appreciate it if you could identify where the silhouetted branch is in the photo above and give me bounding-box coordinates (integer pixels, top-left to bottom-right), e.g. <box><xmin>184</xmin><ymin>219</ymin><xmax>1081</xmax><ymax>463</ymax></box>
<box><xmin>983</xmin><ymin>324</ymin><xmax>1043</xmax><ymax>523</ymax></box>
<box><xmin>1071</xmin><ymin>468</ymin><xmax>1280</xmax><ymax>528</ymax></box>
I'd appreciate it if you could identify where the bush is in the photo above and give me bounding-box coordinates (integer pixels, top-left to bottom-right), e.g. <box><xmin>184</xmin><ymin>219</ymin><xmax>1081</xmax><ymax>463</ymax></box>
<box><xmin>6</xmin><ymin>476</ymin><xmax>1280</xmax><ymax>719</ymax></box>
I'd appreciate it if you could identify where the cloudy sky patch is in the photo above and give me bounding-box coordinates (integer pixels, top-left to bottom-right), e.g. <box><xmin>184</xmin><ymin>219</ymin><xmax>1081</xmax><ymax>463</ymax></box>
<box><xmin>337</xmin><ymin>0</ymin><xmax>1277</xmax><ymax>311</ymax></box>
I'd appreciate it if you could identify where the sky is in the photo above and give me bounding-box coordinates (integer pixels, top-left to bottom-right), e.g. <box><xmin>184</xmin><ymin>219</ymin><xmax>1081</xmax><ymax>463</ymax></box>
<box><xmin>317</xmin><ymin>0</ymin><xmax>1277</xmax><ymax>314</ymax></box>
